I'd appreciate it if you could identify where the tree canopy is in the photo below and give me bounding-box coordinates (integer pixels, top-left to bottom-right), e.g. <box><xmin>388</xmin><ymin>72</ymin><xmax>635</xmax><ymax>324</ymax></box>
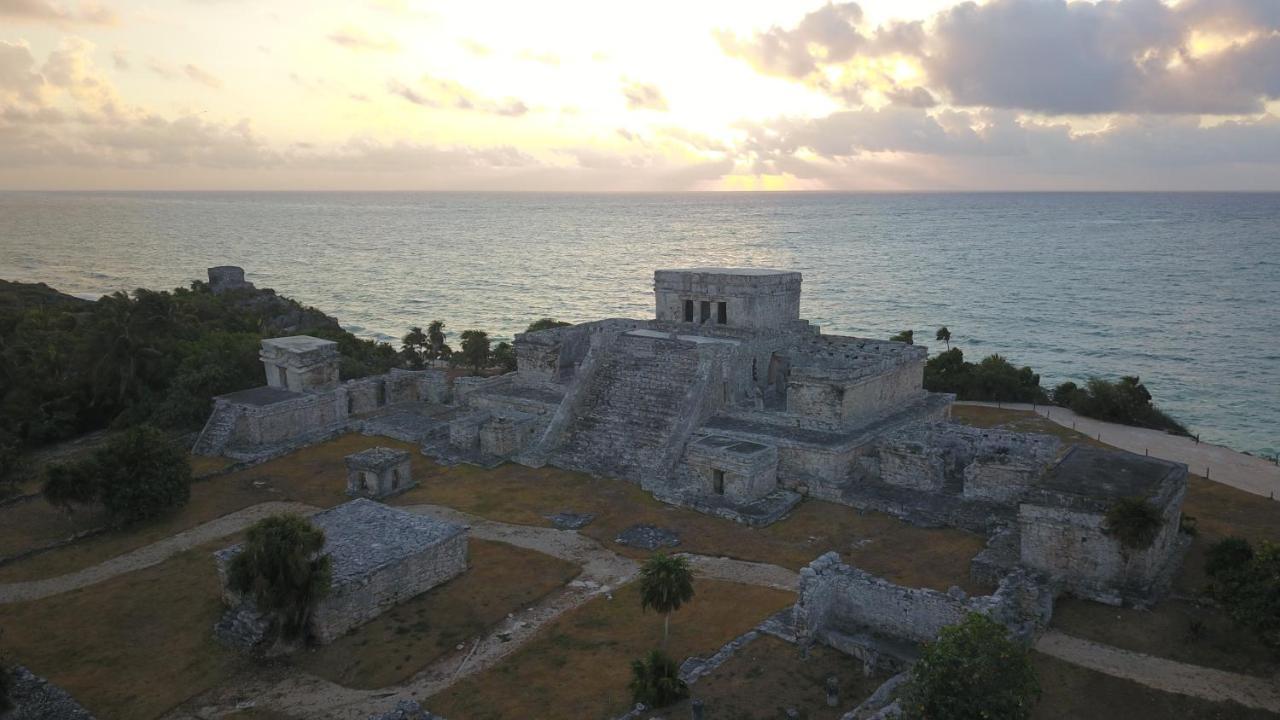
<box><xmin>1052</xmin><ymin>377</ymin><xmax>1187</xmax><ymax>435</ymax></box>
<box><xmin>629</xmin><ymin>649</ymin><xmax>689</xmax><ymax>709</ymax></box>
<box><xmin>227</xmin><ymin>514</ymin><xmax>333</xmax><ymax>642</ymax></box>
<box><xmin>923</xmin><ymin>348</ymin><xmax>1048</xmax><ymax>403</ymax></box>
<box><xmin>526</xmin><ymin>318</ymin><xmax>571</xmax><ymax>333</ymax></box>
<box><xmin>1205</xmin><ymin>537</ymin><xmax>1280</xmax><ymax>651</ymax></box>
<box><xmin>901</xmin><ymin>613</ymin><xmax>1040</xmax><ymax>720</ymax></box>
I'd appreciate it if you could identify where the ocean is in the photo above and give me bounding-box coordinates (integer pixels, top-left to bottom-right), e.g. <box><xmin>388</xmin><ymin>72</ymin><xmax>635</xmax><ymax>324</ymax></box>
<box><xmin>1</xmin><ymin>191</ymin><xmax>1276</xmax><ymax>457</ymax></box>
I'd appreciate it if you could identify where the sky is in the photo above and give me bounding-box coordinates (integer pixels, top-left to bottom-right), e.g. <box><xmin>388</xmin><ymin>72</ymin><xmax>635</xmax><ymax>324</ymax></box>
<box><xmin>1</xmin><ymin>0</ymin><xmax>1279</xmax><ymax>190</ymax></box>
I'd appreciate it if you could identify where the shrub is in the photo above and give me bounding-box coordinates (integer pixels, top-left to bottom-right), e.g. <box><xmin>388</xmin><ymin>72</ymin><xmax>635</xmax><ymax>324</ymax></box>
<box><xmin>923</xmin><ymin>347</ymin><xmax>1048</xmax><ymax>403</ymax></box>
<box><xmin>1058</xmin><ymin>376</ymin><xmax>1188</xmax><ymax>435</ymax></box>
<box><xmin>628</xmin><ymin>649</ymin><xmax>689</xmax><ymax>709</ymax></box>
<box><xmin>900</xmin><ymin>613</ymin><xmax>1040</xmax><ymax>720</ymax></box>
<box><xmin>890</xmin><ymin>329</ymin><xmax>914</xmax><ymax>344</ymax></box>
<box><xmin>458</xmin><ymin>330</ymin><xmax>491</xmax><ymax>375</ymax></box>
<box><xmin>1103</xmin><ymin>498</ymin><xmax>1164</xmax><ymax>550</ymax></box>
<box><xmin>41</xmin><ymin>425</ymin><xmax>191</xmax><ymax>524</ymax></box>
<box><xmin>492</xmin><ymin>341</ymin><xmax>517</xmax><ymax>373</ymax></box>
<box><xmin>1205</xmin><ymin>539</ymin><xmax>1280</xmax><ymax>650</ymax></box>
<box><xmin>1205</xmin><ymin>537</ymin><xmax>1254</xmax><ymax>578</ymax></box>
<box><xmin>227</xmin><ymin>514</ymin><xmax>332</xmax><ymax>642</ymax></box>
<box><xmin>526</xmin><ymin>318</ymin><xmax>571</xmax><ymax>333</ymax></box>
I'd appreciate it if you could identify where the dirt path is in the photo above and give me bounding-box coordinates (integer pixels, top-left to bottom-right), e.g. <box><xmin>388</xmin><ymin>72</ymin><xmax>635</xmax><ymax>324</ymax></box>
<box><xmin>1036</xmin><ymin>630</ymin><xmax>1280</xmax><ymax>712</ymax></box>
<box><xmin>957</xmin><ymin>401</ymin><xmax>1280</xmax><ymax>498</ymax></box>
<box><xmin>0</xmin><ymin>501</ymin><xmax>318</xmax><ymax>603</ymax></box>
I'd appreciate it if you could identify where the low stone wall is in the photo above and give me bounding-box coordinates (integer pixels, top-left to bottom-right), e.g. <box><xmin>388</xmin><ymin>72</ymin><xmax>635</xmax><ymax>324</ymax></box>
<box><xmin>4</xmin><ymin>666</ymin><xmax>96</xmax><ymax>720</ymax></box>
<box><xmin>795</xmin><ymin>552</ymin><xmax>1052</xmax><ymax>659</ymax></box>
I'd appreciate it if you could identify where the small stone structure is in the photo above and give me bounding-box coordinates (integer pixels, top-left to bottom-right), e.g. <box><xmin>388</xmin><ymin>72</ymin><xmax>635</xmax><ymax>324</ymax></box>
<box><xmin>794</xmin><ymin>552</ymin><xmax>1053</xmax><ymax>672</ymax></box>
<box><xmin>346</xmin><ymin>447</ymin><xmax>415</xmax><ymax>499</ymax></box>
<box><xmin>1019</xmin><ymin>445</ymin><xmax>1189</xmax><ymax>605</ymax></box>
<box><xmin>261</xmin><ymin>336</ymin><xmax>341</xmax><ymax>394</ymax></box>
<box><xmin>207</xmin><ymin>265</ymin><xmax>255</xmax><ymax>294</ymax></box>
<box><xmin>3</xmin><ymin>666</ymin><xmax>96</xmax><ymax>720</ymax></box>
<box><xmin>215</xmin><ymin>499</ymin><xmax>468</xmax><ymax>644</ymax></box>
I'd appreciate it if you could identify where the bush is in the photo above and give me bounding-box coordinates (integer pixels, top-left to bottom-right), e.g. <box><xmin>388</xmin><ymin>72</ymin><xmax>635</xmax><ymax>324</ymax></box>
<box><xmin>227</xmin><ymin>514</ymin><xmax>332</xmax><ymax>642</ymax></box>
<box><xmin>1205</xmin><ymin>537</ymin><xmax>1254</xmax><ymax>578</ymax></box>
<box><xmin>458</xmin><ymin>330</ymin><xmax>491</xmax><ymax>375</ymax></box>
<box><xmin>1103</xmin><ymin>498</ymin><xmax>1164</xmax><ymax>550</ymax></box>
<box><xmin>41</xmin><ymin>425</ymin><xmax>191</xmax><ymax>524</ymax></box>
<box><xmin>923</xmin><ymin>348</ymin><xmax>1048</xmax><ymax>403</ymax></box>
<box><xmin>525</xmin><ymin>318</ymin><xmax>571</xmax><ymax>333</ymax></box>
<box><xmin>1205</xmin><ymin>539</ymin><xmax>1280</xmax><ymax>650</ymax></box>
<box><xmin>901</xmin><ymin>613</ymin><xmax>1040</xmax><ymax>720</ymax></box>
<box><xmin>492</xmin><ymin>341</ymin><xmax>517</xmax><ymax>374</ymax></box>
<box><xmin>628</xmin><ymin>649</ymin><xmax>689</xmax><ymax>709</ymax></box>
<box><xmin>1057</xmin><ymin>376</ymin><xmax>1188</xmax><ymax>435</ymax></box>
<box><xmin>890</xmin><ymin>329</ymin><xmax>914</xmax><ymax>344</ymax></box>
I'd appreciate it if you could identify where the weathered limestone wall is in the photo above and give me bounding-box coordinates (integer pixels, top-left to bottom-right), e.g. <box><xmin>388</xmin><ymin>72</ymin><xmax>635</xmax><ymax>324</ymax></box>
<box><xmin>514</xmin><ymin>319</ymin><xmax>647</xmax><ymax>387</ymax></box>
<box><xmin>1018</xmin><ymin>481</ymin><xmax>1186</xmax><ymax>604</ymax></box>
<box><xmin>653</xmin><ymin>269</ymin><xmax>802</xmax><ymax>331</ymax></box>
<box><xmin>232</xmin><ymin>391</ymin><xmax>344</xmax><ymax>447</ymax></box>
<box><xmin>786</xmin><ymin>360</ymin><xmax>926</xmax><ymax>426</ymax></box>
<box><xmin>478</xmin><ymin>414</ymin><xmax>540</xmax><ymax>457</ymax></box>
<box><xmin>311</xmin><ymin>532</ymin><xmax>468</xmax><ymax>643</ymax></box>
<box><xmin>684</xmin><ymin>438</ymin><xmax>780</xmax><ymax>504</ymax></box>
<box><xmin>260</xmin><ymin>337</ymin><xmax>340</xmax><ymax>394</ymax></box>
<box><xmin>877</xmin><ymin>423</ymin><xmax>1060</xmax><ymax>500</ymax></box>
<box><xmin>795</xmin><ymin>552</ymin><xmax>1053</xmax><ymax>651</ymax></box>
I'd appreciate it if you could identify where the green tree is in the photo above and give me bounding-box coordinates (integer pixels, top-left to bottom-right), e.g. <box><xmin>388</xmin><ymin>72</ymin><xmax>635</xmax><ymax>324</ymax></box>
<box><xmin>638</xmin><ymin>553</ymin><xmax>695</xmax><ymax>647</ymax></box>
<box><xmin>526</xmin><ymin>318</ymin><xmax>571</xmax><ymax>333</ymax></box>
<box><xmin>890</xmin><ymin>329</ymin><xmax>914</xmax><ymax>344</ymax></box>
<box><xmin>901</xmin><ymin>613</ymin><xmax>1040</xmax><ymax>720</ymax></box>
<box><xmin>227</xmin><ymin>514</ymin><xmax>333</xmax><ymax>642</ymax></box>
<box><xmin>426</xmin><ymin>320</ymin><xmax>451</xmax><ymax>362</ymax></box>
<box><xmin>41</xmin><ymin>425</ymin><xmax>191</xmax><ymax>525</ymax></box>
<box><xmin>459</xmin><ymin>330</ymin><xmax>491</xmax><ymax>375</ymax></box>
<box><xmin>628</xmin><ymin>649</ymin><xmax>689</xmax><ymax>709</ymax></box>
<box><xmin>1103</xmin><ymin>498</ymin><xmax>1164</xmax><ymax>551</ymax></box>
<box><xmin>492</xmin><ymin>341</ymin><xmax>517</xmax><ymax>373</ymax></box>
<box><xmin>1205</xmin><ymin>536</ymin><xmax>1254</xmax><ymax>578</ymax></box>
<box><xmin>1206</xmin><ymin>538</ymin><xmax>1280</xmax><ymax>650</ymax></box>
<box><xmin>935</xmin><ymin>326</ymin><xmax>951</xmax><ymax>350</ymax></box>
<box><xmin>401</xmin><ymin>326</ymin><xmax>428</xmax><ymax>369</ymax></box>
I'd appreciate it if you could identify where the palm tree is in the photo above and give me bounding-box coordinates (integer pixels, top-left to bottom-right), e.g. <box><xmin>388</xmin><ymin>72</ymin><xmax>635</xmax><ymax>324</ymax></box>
<box><xmin>426</xmin><ymin>320</ymin><xmax>450</xmax><ymax>363</ymax></box>
<box><xmin>401</xmin><ymin>326</ymin><xmax>427</xmax><ymax>369</ymax></box>
<box><xmin>936</xmin><ymin>326</ymin><xmax>951</xmax><ymax>350</ymax></box>
<box><xmin>638</xmin><ymin>553</ymin><xmax>695</xmax><ymax>647</ymax></box>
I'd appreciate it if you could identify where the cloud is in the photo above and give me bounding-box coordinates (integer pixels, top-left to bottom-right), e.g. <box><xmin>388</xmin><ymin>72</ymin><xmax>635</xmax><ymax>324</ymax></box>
<box><xmin>518</xmin><ymin>49</ymin><xmax>560</xmax><ymax>66</ymax></box>
<box><xmin>720</xmin><ymin>0</ymin><xmax>1280</xmax><ymax>116</ymax></box>
<box><xmin>183</xmin><ymin>63</ymin><xmax>222</xmax><ymax>89</ymax></box>
<box><xmin>111</xmin><ymin>49</ymin><xmax>128</xmax><ymax>71</ymax></box>
<box><xmin>0</xmin><ymin>0</ymin><xmax>115</xmax><ymax>25</ymax></box>
<box><xmin>0</xmin><ymin>40</ymin><xmax>46</xmax><ymax>103</ymax></box>
<box><xmin>328</xmin><ymin>27</ymin><xmax>399</xmax><ymax>53</ymax></box>
<box><xmin>389</xmin><ymin>75</ymin><xmax>529</xmax><ymax>116</ymax></box>
<box><xmin>621</xmin><ymin>80</ymin><xmax>668</xmax><ymax>111</ymax></box>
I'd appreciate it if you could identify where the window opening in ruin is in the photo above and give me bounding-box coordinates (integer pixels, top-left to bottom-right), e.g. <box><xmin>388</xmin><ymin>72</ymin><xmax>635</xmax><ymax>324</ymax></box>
<box><xmin>712</xmin><ymin>469</ymin><xmax>725</xmax><ymax>495</ymax></box>
<box><xmin>684</xmin><ymin>299</ymin><xmax>694</xmax><ymax>322</ymax></box>
<box><xmin>276</xmin><ymin>365</ymin><xmax>288</xmax><ymax>387</ymax></box>
<box><xmin>752</xmin><ymin>358</ymin><xmax>758</xmax><ymax>381</ymax></box>
<box><xmin>700</xmin><ymin>300</ymin><xmax>711</xmax><ymax>322</ymax></box>
<box><xmin>392</xmin><ymin>468</ymin><xmax>401</xmax><ymax>490</ymax></box>
<box><xmin>347</xmin><ymin>393</ymin><xmax>354</xmax><ymax>414</ymax></box>
<box><xmin>376</xmin><ymin>381</ymin><xmax>387</xmax><ymax>406</ymax></box>
<box><xmin>717</xmin><ymin>301</ymin><xmax>727</xmax><ymax>325</ymax></box>
<box><xmin>359</xmin><ymin>472</ymin><xmax>373</xmax><ymax>492</ymax></box>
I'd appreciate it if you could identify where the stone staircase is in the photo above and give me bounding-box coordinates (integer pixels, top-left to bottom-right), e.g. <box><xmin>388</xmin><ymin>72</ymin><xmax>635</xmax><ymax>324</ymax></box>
<box><xmin>551</xmin><ymin>333</ymin><xmax>711</xmax><ymax>483</ymax></box>
<box><xmin>192</xmin><ymin>402</ymin><xmax>243</xmax><ymax>456</ymax></box>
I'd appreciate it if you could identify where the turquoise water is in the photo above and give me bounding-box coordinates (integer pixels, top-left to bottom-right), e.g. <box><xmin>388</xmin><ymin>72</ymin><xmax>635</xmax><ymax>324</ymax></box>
<box><xmin>1</xmin><ymin>191</ymin><xmax>1276</xmax><ymax>456</ymax></box>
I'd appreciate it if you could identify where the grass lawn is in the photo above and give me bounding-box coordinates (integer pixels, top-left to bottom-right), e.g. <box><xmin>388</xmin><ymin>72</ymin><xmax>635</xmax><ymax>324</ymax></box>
<box><xmin>428</xmin><ymin>579</ymin><xmax>796</xmax><ymax>720</ymax></box>
<box><xmin>0</xmin><ymin>539</ymin><xmax>244</xmax><ymax>720</ymax></box>
<box><xmin>395</xmin><ymin>462</ymin><xmax>989</xmax><ymax>593</ymax></box>
<box><xmin>662</xmin><ymin>635</ymin><xmax>886</xmax><ymax>719</ymax></box>
<box><xmin>950</xmin><ymin>404</ymin><xmax>1107</xmax><ymax>448</ymax></box>
<box><xmin>1032</xmin><ymin>651</ymin><xmax>1278</xmax><ymax>719</ymax></box>
<box><xmin>295</xmin><ymin>539</ymin><xmax>581</xmax><ymax>689</ymax></box>
<box><xmin>0</xmin><ymin>433</ymin><xmax>427</xmax><ymax>582</ymax></box>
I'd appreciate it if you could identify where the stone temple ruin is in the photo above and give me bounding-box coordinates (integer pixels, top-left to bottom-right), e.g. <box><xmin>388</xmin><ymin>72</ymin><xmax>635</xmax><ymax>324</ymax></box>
<box><xmin>346</xmin><ymin>447</ymin><xmax>416</xmax><ymax>500</ymax></box>
<box><xmin>214</xmin><ymin>499</ymin><xmax>468</xmax><ymax>646</ymax></box>
<box><xmin>196</xmin><ymin>266</ymin><xmax>1190</xmax><ymax>616</ymax></box>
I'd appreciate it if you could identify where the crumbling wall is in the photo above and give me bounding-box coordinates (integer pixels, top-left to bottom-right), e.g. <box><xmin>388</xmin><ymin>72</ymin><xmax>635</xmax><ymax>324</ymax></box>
<box><xmin>876</xmin><ymin>423</ymin><xmax>1060</xmax><ymax>500</ymax></box>
<box><xmin>232</xmin><ymin>391</ymin><xmax>344</xmax><ymax>448</ymax></box>
<box><xmin>795</xmin><ymin>552</ymin><xmax>1052</xmax><ymax>654</ymax></box>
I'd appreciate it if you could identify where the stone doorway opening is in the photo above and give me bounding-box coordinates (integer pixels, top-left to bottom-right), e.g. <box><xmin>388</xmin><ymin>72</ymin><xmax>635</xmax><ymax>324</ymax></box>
<box><xmin>712</xmin><ymin>469</ymin><xmax>725</xmax><ymax>495</ymax></box>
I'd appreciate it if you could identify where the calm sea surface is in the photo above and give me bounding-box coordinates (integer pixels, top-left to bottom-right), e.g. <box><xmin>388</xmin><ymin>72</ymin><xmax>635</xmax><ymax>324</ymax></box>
<box><xmin>1</xmin><ymin>192</ymin><xmax>1276</xmax><ymax>456</ymax></box>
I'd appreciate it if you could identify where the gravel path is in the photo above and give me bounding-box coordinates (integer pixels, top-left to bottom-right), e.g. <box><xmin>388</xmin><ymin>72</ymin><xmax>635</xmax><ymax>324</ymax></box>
<box><xmin>957</xmin><ymin>401</ymin><xmax>1280</xmax><ymax>498</ymax></box>
<box><xmin>0</xmin><ymin>501</ymin><xmax>318</xmax><ymax>604</ymax></box>
<box><xmin>1036</xmin><ymin>630</ymin><xmax>1280</xmax><ymax>712</ymax></box>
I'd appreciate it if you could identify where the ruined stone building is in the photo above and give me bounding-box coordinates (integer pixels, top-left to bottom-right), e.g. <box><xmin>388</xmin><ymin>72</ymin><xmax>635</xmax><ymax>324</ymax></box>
<box><xmin>215</xmin><ymin>499</ymin><xmax>468</xmax><ymax>645</ymax></box>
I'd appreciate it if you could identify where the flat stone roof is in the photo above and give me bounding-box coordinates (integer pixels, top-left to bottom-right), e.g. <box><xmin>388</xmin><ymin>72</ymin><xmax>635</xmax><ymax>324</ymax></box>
<box><xmin>657</xmin><ymin>267</ymin><xmax>796</xmax><ymax>277</ymax></box>
<box><xmin>691</xmin><ymin>435</ymin><xmax>773</xmax><ymax>456</ymax></box>
<box><xmin>625</xmin><ymin>328</ymin><xmax>740</xmax><ymax>345</ymax></box>
<box><xmin>217</xmin><ymin>499</ymin><xmax>466</xmax><ymax>589</ymax></box>
<box><xmin>219</xmin><ymin>385</ymin><xmax>303</xmax><ymax>406</ymax></box>
<box><xmin>1037</xmin><ymin>446</ymin><xmax>1185</xmax><ymax>503</ymax></box>
<box><xmin>345</xmin><ymin>446</ymin><xmax>411</xmax><ymax>470</ymax></box>
<box><xmin>261</xmin><ymin>336</ymin><xmax>338</xmax><ymax>353</ymax></box>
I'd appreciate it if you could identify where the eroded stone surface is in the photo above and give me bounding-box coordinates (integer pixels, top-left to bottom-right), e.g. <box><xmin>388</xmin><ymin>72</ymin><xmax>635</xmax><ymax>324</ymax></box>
<box><xmin>614</xmin><ymin>524</ymin><xmax>681</xmax><ymax>550</ymax></box>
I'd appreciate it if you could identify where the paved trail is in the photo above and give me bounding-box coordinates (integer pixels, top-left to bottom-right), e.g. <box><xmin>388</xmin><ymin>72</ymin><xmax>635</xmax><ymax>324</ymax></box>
<box><xmin>1036</xmin><ymin>631</ymin><xmax>1280</xmax><ymax>713</ymax></box>
<box><xmin>0</xmin><ymin>501</ymin><xmax>318</xmax><ymax>603</ymax></box>
<box><xmin>957</xmin><ymin>401</ymin><xmax>1280</xmax><ymax>498</ymax></box>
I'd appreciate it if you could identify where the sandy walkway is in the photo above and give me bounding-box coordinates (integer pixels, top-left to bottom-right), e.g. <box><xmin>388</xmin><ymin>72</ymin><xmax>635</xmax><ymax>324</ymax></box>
<box><xmin>1036</xmin><ymin>630</ymin><xmax>1280</xmax><ymax>712</ymax></box>
<box><xmin>957</xmin><ymin>401</ymin><xmax>1280</xmax><ymax>498</ymax></box>
<box><xmin>0</xmin><ymin>501</ymin><xmax>318</xmax><ymax>603</ymax></box>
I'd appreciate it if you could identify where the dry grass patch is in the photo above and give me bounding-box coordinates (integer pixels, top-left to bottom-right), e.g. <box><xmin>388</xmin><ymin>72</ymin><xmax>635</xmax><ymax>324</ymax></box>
<box><xmin>950</xmin><ymin>405</ymin><xmax>1106</xmax><ymax>448</ymax></box>
<box><xmin>296</xmin><ymin>539</ymin><xmax>581</xmax><ymax>689</ymax></box>
<box><xmin>0</xmin><ymin>433</ymin><xmax>424</xmax><ymax>582</ymax></box>
<box><xmin>1032</xmin><ymin>651</ymin><xmax>1276</xmax><ymax>720</ymax></box>
<box><xmin>662</xmin><ymin>635</ymin><xmax>886</xmax><ymax>719</ymax></box>
<box><xmin>396</xmin><ymin>462</ymin><xmax>987</xmax><ymax>592</ymax></box>
<box><xmin>0</xmin><ymin>539</ymin><xmax>243</xmax><ymax>720</ymax></box>
<box><xmin>429</xmin><ymin>579</ymin><xmax>795</xmax><ymax>720</ymax></box>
